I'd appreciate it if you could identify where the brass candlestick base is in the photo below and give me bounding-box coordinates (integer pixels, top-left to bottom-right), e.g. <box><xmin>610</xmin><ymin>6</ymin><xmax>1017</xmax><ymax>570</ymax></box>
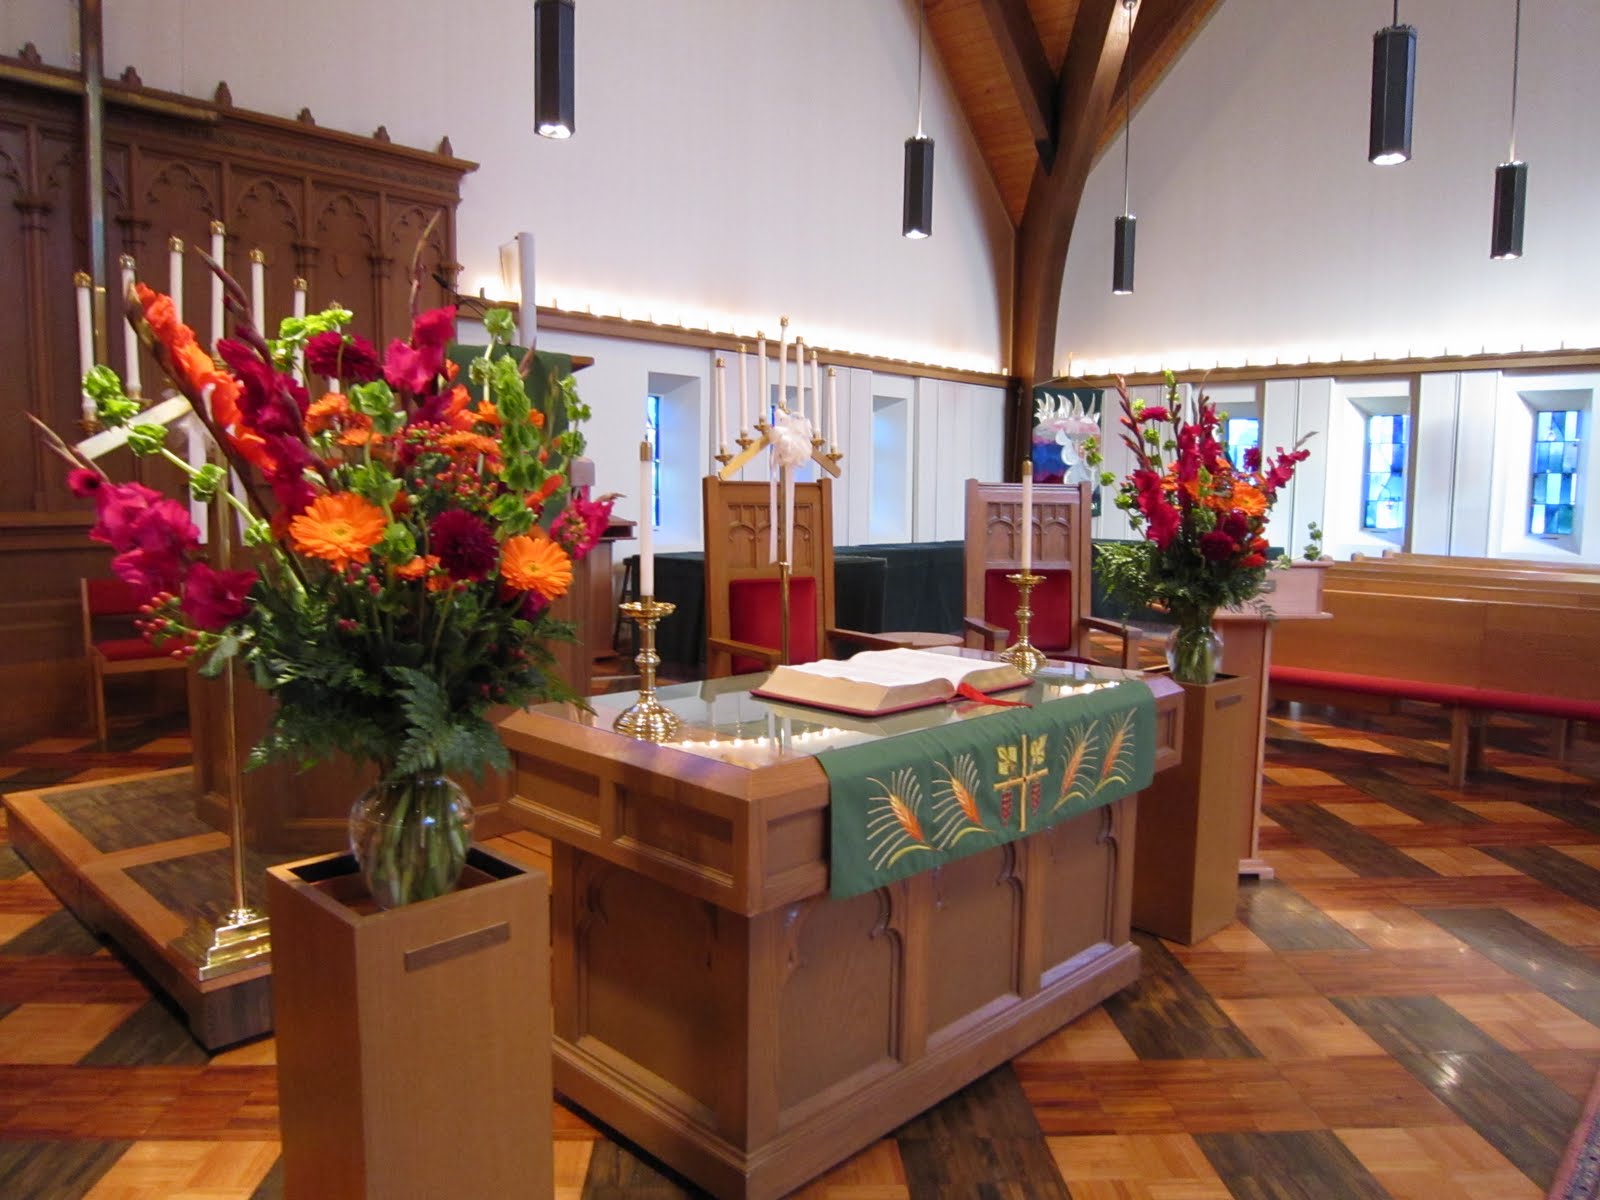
<box><xmin>714</xmin><ymin>444</ymin><xmax>733</xmax><ymax>466</ymax></box>
<box><xmin>999</xmin><ymin>571</ymin><xmax>1047</xmax><ymax>675</ymax></box>
<box><xmin>171</xmin><ymin>907</ymin><xmax>271</xmax><ymax>980</ymax></box>
<box><xmin>736</xmin><ymin>431</ymin><xmax>755</xmax><ymax>451</ymax></box>
<box><xmin>825</xmin><ymin>447</ymin><xmax>843</xmax><ymax>469</ymax></box>
<box><xmin>615</xmin><ymin>597</ymin><xmax>681</xmax><ymax>742</ymax></box>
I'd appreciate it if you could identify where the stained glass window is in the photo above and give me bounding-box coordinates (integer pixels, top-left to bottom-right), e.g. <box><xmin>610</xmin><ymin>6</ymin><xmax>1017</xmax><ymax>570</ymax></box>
<box><xmin>1529</xmin><ymin>409</ymin><xmax>1581</xmax><ymax>537</ymax></box>
<box><xmin>1362</xmin><ymin>412</ymin><xmax>1409</xmax><ymax>532</ymax></box>
<box><xmin>1224</xmin><ymin>416</ymin><xmax>1260</xmax><ymax>473</ymax></box>
<box><xmin>645</xmin><ymin>393</ymin><xmax>662</xmax><ymax>528</ymax></box>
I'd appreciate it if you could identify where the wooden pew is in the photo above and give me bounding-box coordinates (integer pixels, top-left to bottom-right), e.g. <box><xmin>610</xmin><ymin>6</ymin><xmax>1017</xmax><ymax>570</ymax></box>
<box><xmin>1373</xmin><ymin>550</ymin><xmax>1600</xmax><ymax>576</ymax></box>
<box><xmin>1270</xmin><ymin>579</ymin><xmax>1600</xmax><ymax>785</ymax></box>
<box><xmin>1322</xmin><ymin>563</ymin><xmax>1600</xmax><ymax>608</ymax></box>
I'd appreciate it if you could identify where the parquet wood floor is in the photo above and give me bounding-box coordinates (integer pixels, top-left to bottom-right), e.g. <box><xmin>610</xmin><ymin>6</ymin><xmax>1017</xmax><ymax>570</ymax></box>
<box><xmin>1</xmin><ymin>700</ymin><xmax>1597</xmax><ymax>1198</ymax></box>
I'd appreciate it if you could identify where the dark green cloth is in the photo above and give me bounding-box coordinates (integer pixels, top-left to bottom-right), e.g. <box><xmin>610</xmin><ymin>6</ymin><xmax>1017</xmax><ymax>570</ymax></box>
<box><xmin>818</xmin><ymin>679</ymin><xmax>1156</xmax><ymax>899</ymax></box>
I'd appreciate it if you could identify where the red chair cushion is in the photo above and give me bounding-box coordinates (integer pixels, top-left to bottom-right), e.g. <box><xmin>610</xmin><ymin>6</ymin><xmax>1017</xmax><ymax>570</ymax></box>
<box><xmin>983</xmin><ymin>568</ymin><xmax>1073</xmax><ymax>652</ymax></box>
<box><xmin>728</xmin><ymin>577</ymin><xmax>819</xmax><ymax>673</ymax></box>
<box><xmin>85</xmin><ymin>577</ymin><xmax>145</xmax><ymax>617</ymax></box>
<box><xmin>1270</xmin><ymin>666</ymin><xmax>1600</xmax><ymax>723</ymax></box>
<box><xmin>95</xmin><ymin>636</ymin><xmax>171</xmax><ymax>663</ymax></box>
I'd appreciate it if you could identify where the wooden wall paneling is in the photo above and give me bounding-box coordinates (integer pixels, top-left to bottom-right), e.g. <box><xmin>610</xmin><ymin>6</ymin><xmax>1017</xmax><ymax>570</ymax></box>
<box><xmin>309</xmin><ymin>185</ymin><xmax>384</xmax><ymax>347</ymax></box>
<box><xmin>227</xmin><ymin>167</ymin><xmax>305</xmax><ymax>334</ymax></box>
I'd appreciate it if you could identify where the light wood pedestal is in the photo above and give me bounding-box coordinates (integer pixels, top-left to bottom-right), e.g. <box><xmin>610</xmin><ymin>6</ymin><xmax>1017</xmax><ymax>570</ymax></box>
<box><xmin>497</xmin><ymin>673</ymin><xmax>1183</xmax><ymax>1200</ymax></box>
<box><xmin>1217</xmin><ymin>561</ymin><xmax>1331</xmax><ymax>877</ymax></box>
<box><xmin>267</xmin><ymin>848</ymin><xmax>551</xmax><ymax>1200</ymax></box>
<box><xmin>1131</xmin><ymin>674</ymin><xmax>1253</xmax><ymax>944</ymax></box>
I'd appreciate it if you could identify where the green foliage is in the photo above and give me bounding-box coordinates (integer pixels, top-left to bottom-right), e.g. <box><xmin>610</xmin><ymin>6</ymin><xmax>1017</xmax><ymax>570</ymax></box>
<box><xmin>482</xmin><ymin>307</ymin><xmax>517</xmax><ymax>342</ymax></box>
<box><xmin>1302</xmin><ymin>522</ymin><xmax>1325</xmax><ymax>561</ymax></box>
<box><xmin>188</xmin><ymin>463</ymin><xmax>227</xmax><ymax>502</ymax></box>
<box><xmin>125</xmin><ymin>423</ymin><xmax>169</xmax><ymax>456</ymax></box>
<box><xmin>83</xmin><ymin>366</ymin><xmax>142</xmax><ymax>426</ymax></box>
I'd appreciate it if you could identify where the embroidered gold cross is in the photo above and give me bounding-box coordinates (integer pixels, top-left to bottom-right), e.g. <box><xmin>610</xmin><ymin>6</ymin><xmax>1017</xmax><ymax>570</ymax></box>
<box><xmin>995</xmin><ymin>732</ymin><xmax>1049</xmax><ymax>832</ymax></box>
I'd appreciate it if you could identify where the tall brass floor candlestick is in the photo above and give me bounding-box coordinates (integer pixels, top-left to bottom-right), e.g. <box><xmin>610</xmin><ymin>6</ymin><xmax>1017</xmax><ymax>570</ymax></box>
<box><xmin>615</xmin><ymin>597</ymin><xmax>681</xmax><ymax>742</ymax></box>
<box><xmin>778</xmin><ymin>559</ymin><xmax>792</xmax><ymax>667</ymax></box>
<box><xmin>999</xmin><ymin>571</ymin><xmax>1047</xmax><ymax>676</ymax></box>
<box><xmin>172</xmin><ymin>480</ymin><xmax>270</xmax><ymax>979</ymax></box>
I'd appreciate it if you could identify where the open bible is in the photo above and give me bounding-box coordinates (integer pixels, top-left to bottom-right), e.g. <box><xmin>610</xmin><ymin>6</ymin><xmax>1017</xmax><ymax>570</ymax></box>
<box><xmin>751</xmin><ymin>648</ymin><xmax>1029</xmax><ymax>716</ymax></box>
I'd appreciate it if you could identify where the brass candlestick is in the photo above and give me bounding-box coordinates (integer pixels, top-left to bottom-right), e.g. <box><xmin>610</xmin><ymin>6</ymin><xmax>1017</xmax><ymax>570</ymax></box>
<box><xmin>615</xmin><ymin>597</ymin><xmax>682</xmax><ymax>742</ymax></box>
<box><xmin>999</xmin><ymin>571</ymin><xmax>1047</xmax><ymax>676</ymax></box>
<box><xmin>171</xmin><ymin>471</ymin><xmax>270</xmax><ymax>978</ymax></box>
<box><xmin>714</xmin><ymin>444</ymin><xmax>733</xmax><ymax>467</ymax></box>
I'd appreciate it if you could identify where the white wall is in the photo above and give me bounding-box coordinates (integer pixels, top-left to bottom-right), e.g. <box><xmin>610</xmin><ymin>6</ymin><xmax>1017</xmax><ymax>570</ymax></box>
<box><xmin>1058</xmin><ymin>0</ymin><xmax>1600</xmax><ymax>374</ymax></box>
<box><xmin>2</xmin><ymin>0</ymin><xmax>1012</xmax><ymax>372</ymax></box>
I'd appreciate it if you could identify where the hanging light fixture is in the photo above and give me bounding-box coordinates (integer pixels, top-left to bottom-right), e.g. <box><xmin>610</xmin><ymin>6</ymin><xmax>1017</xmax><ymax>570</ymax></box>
<box><xmin>1369</xmin><ymin>2</ymin><xmax>1416</xmax><ymax>165</ymax></box>
<box><xmin>903</xmin><ymin>0</ymin><xmax>934</xmax><ymax>239</ymax></box>
<box><xmin>1112</xmin><ymin>0</ymin><xmax>1137</xmax><ymax>295</ymax></box>
<box><xmin>535</xmin><ymin>0</ymin><xmax>575</xmax><ymax>139</ymax></box>
<box><xmin>1491</xmin><ymin>0</ymin><xmax>1527</xmax><ymax>259</ymax></box>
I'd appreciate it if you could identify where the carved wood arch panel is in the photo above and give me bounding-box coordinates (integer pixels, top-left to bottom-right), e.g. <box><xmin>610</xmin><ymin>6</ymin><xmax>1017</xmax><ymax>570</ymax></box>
<box><xmin>0</xmin><ymin>58</ymin><xmax>473</xmax><ymax>738</ymax></box>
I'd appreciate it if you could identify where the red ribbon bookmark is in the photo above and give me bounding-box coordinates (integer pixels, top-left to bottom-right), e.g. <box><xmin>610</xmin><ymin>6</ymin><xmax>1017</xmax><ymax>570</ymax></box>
<box><xmin>955</xmin><ymin>682</ymin><xmax>1032</xmax><ymax>708</ymax></box>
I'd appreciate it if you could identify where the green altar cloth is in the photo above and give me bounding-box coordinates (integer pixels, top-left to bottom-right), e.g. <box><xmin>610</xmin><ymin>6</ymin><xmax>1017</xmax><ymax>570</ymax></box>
<box><xmin>818</xmin><ymin>677</ymin><xmax>1156</xmax><ymax>899</ymax></box>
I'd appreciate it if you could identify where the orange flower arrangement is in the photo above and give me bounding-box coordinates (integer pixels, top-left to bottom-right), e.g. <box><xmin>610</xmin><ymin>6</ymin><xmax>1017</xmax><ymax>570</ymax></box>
<box><xmin>500</xmin><ymin>533</ymin><xmax>574</xmax><ymax>600</ymax></box>
<box><xmin>289</xmin><ymin>493</ymin><xmax>389</xmax><ymax>570</ymax></box>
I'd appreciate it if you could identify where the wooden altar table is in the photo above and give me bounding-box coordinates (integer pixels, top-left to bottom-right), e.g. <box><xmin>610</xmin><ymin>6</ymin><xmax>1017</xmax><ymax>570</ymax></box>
<box><xmin>497</xmin><ymin>662</ymin><xmax>1183</xmax><ymax>1200</ymax></box>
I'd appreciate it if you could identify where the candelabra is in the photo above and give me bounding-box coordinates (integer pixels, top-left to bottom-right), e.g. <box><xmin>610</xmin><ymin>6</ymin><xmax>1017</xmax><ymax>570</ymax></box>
<box><xmin>614</xmin><ymin>597</ymin><xmax>682</xmax><ymax>742</ymax></box>
<box><xmin>999</xmin><ymin>572</ymin><xmax>1047</xmax><ymax>676</ymax></box>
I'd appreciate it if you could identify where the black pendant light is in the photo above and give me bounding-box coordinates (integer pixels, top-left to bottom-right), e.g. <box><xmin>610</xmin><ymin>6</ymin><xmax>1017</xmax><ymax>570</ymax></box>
<box><xmin>1491</xmin><ymin>0</ymin><xmax>1527</xmax><ymax>259</ymax></box>
<box><xmin>535</xmin><ymin>0</ymin><xmax>575</xmax><ymax>139</ymax></box>
<box><xmin>903</xmin><ymin>0</ymin><xmax>934</xmax><ymax>239</ymax></box>
<box><xmin>1112</xmin><ymin>0</ymin><xmax>1137</xmax><ymax>295</ymax></box>
<box><xmin>1368</xmin><ymin>2</ymin><xmax>1416</xmax><ymax>165</ymax></box>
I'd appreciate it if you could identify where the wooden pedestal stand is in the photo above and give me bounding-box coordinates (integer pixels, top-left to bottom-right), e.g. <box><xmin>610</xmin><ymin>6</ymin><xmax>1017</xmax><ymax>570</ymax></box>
<box><xmin>1216</xmin><ymin>561</ymin><xmax>1331</xmax><ymax>877</ymax></box>
<box><xmin>266</xmin><ymin>848</ymin><xmax>551</xmax><ymax>1200</ymax></box>
<box><xmin>1131</xmin><ymin>674</ymin><xmax>1254</xmax><ymax>944</ymax></box>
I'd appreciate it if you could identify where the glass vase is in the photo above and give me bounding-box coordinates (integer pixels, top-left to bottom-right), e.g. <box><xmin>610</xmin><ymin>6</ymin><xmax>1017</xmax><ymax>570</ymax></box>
<box><xmin>348</xmin><ymin>772</ymin><xmax>475</xmax><ymax>909</ymax></box>
<box><xmin>1165</xmin><ymin>613</ymin><xmax>1223</xmax><ymax>684</ymax></box>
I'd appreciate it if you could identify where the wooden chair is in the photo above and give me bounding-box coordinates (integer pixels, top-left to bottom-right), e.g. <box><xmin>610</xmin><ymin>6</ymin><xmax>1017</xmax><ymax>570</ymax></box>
<box><xmin>81</xmin><ymin>577</ymin><xmax>188</xmax><ymax>743</ymax></box>
<box><xmin>962</xmin><ymin>479</ymin><xmax>1139</xmax><ymax>667</ymax></box>
<box><xmin>702</xmin><ymin>476</ymin><xmax>958</xmax><ymax>677</ymax></box>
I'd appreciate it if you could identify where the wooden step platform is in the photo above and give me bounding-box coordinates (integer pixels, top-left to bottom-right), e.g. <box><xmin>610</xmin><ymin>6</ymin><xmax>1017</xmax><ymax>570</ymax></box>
<box><xmin>1</xmin><ymin>768</ymin><xmax>297</xmax><ymax>1049</ymax></box>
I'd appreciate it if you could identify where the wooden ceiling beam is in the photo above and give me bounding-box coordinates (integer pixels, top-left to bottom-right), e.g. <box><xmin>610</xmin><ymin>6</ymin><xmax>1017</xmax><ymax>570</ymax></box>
<box><xmin>1006</xmin><ymin>0</ymin><xmax>1130</xmax><ymax>466</ymax></box>
<box><xmin>977</xmin><ymin>0</ymin><xmax>1059</xmax><ymax>166</ymax></box>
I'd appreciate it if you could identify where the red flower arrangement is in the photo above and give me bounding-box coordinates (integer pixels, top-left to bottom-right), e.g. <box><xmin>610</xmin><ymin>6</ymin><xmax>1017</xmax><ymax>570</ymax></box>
<box><xmin>1088</xmin><ymin>372</ymin><xmax>1312</xmax><ymax>681</ymax></box>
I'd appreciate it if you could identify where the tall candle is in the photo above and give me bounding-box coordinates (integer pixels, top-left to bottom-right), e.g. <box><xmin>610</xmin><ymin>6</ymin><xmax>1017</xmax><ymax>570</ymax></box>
<box><xmin>827</xmin><ymin>367</ymin><xmax>839</xmax><ymax>449</ymax></box>
<box><xmin>1020</xmin><ymin>457</ymin><xmax>1034</xmax><ymax>574</ymax></box>
<box><xmin>291</xmin><ymin>278</ymin><xmax>308</xmax><ymax>383</ymax></box>
<box><xmin>74</xmin><ymin>271</ymin><xmax>94</xmax><ymax>423</ymax></box>
<box><xmin>118</xmin><ymin>255</ymin><xmax>141</xmax><ymax>397</ymax></box>
<box><xmin>737</xmin><ymin>343</ymin><xmax>748</xmax><ymax>435</ymax></box>
<box><xmin>793</xmin><ymin>338</ymin><xmax>805</xmax><ymax>423</ymax></box>
<box><xmin>249</xmin><ymin>249</ymin><xmax>265</xmax><ymax>326</ymax></box>
<box><xmin>809</xmin><ymin>350</ymin><xmax>821</xmax><ymax>434</ymax></box>
<box><xmin>209</xmin><ymin>221</ymin><xmax>225</xmax><ymax>349</ymax></box>
<box><xmin>714</xmin><ymin>356</ymin><xmax>727</xmax><ymax>449</ymax></box>
<box><xmin>777</xmin><ymin>318</ymin><xmax>789</xmax><ymax>414</ymax></box>
<box><xmin>167</xmin><ymin>236</ymin><xmax>184</xmax><ymax>322</ymax></box>
<box><xmin>756</xmin><ymin>332</ymin><xmax>768</xmax><ymax>425</ymax></box>
<box><xmin>638</xmin><ymin>439</ymin><xmax>655</xmax><ymax>596</ymax></box>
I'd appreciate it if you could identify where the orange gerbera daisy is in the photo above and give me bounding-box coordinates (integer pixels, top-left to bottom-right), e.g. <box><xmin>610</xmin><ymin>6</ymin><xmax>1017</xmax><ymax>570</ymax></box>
<box><xmin>500</xmin><ymin>534</ymin><xmax>572</xmax><ymax>600</ymax></box>
<box><xmin>288</xmin><ymin>493</ymin><xmax>388</xmax><ymax>571</ymax></box>
<box><xmin>1228</xmin><ymin>482</ymin><xmax>1268</xmax><ymax>517</ymax></box>
<box><xmin>439</xmin><ymin>430</ymin><xmax>501</xmax><ymax>458</ymax></box>
<box><xmin>305</xmin><ymin>393</ymin><xmax>351</xmax><ymax>433</ymax></box>
<box><xmin>395</xmin><ymin>554</ymin><xmax>440</xmax><ymax>580</ymax></box>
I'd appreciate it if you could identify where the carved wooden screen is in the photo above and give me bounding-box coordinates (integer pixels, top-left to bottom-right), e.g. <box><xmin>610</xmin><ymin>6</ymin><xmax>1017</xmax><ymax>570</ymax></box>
<box><xmin>0</xmin><ymin>55</ymin><xmax>473</xmax><ymax>737</ymax></box>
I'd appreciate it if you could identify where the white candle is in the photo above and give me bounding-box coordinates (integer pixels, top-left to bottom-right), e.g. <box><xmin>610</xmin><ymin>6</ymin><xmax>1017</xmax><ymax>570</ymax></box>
<box><xmin>74</xmin><ymin>271</ymin><xmax>94</xmax><ymax>422</ymax></box>
<box><xmin>767</xmin><ymin>428</ymin><xmax>778</xmax><ymax>561</ymax></box>
<box><xmin>249</xmin><ymin>249</ymin><xmax>265</xmax><ymax>328</ymax></box>
<box><xmin>714</xmin><ymin>355</ymin><xmax>727</xmax><ymax>449</ymax></box>
<box><xmin>118</xmin><ymin>255</ymin><xmax>141</xmax><ymax>397</ymax></box>
<box><xmin>209</xmin><ymin>221</ymin><xmax>225</xmax><ymax>349</ymax></box>
<box><xmin>809</xmin><ymin>350</ymin><xmax>821</xmax><ymax>434</ymax></box>
<box><xmin>777</xmin><ymin>317</ymin><xmax>790</xmax><ymax>413</ymax></box>
<box><xmin>782</xmin><ymin>464</ymin><xmax>795</xmax><ymax>567</ymax></box>
<box><xmin>1020</xmin><ymin>458</ymin><xmax>1034</xmax><ymax>574</ymax></box>
<box><xmin>793</xmin><ymin>338</ymin><xmax>805</xmax><ymax>420</ymax></box>
<box><xmin>737</xmin><ymin>343</ymin><xmax>748</xmax><ymax>435</ymax></box>
<box><xmin>756</xmin><ymin>332</ymin><xmax>768</xmax><ymax>425</ymax></box>
<box><xmin>638</xmin><ymin>438</ymin><xmax>655</xmax><ymax>597</ymax></box>
<box><xmin>827</xmin><ymin>367</ymin><xmax>839</xmax><ymax>449</ymax></box>
<box><xmin>167</xmin><ymin>236</ymin><xmax>184</xmax><ymax>322</ymax></box>
<box><xmin>292</xmin><ymin>278</ymin><xmax>308</xmax><ymax>383</ymax></box>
